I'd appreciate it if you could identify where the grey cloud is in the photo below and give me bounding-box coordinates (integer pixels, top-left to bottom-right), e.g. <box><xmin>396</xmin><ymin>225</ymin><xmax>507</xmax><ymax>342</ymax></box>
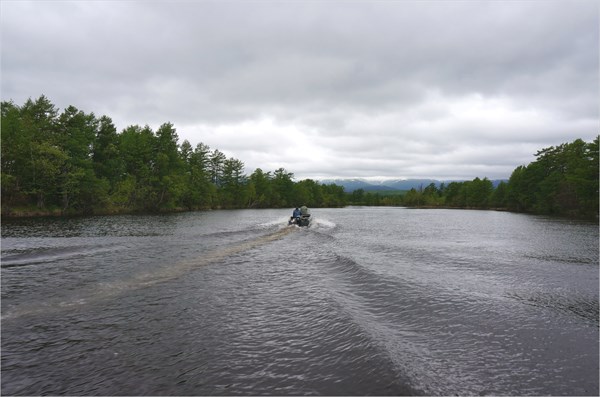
<box><xmin>1</xmin><ymin>0</ymin><xmax>597</xmax><ymax>180</ymax></box>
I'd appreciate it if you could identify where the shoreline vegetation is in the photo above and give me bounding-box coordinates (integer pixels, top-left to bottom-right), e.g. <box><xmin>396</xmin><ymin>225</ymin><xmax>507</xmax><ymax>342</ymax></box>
<box><xmin>2</xmin><ymin>96</ymin><xmax>598</xmax><ymax>220</ymax></box>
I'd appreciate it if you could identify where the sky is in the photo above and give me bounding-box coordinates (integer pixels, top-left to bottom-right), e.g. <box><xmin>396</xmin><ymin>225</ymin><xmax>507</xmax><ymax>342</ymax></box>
<box><xmin>1</xmin><ymin>0</ymin><xmax>598</xmax><ymax>181</ymax></box>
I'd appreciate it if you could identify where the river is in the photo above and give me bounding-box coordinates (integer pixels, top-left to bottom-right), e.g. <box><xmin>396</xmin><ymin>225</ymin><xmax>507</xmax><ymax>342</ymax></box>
<box><xmin>1</xmin><ymin>207</ymin><xmax>598</xmax><ymax>395</ymax></box>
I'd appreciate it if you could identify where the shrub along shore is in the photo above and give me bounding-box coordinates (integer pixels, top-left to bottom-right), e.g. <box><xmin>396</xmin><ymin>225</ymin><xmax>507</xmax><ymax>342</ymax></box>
<box><xmin>2</xmin><ymin>96</ymin><xmax>598</xmax><ymax>219</ymax></box>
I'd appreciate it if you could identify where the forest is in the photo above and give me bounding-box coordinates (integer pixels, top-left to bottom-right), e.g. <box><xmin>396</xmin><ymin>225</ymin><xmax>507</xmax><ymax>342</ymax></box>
<box><xmin>1</xmin><ymin>96</ymin><xmax>598</xmax><ymax>219</ymax></box>
<box><xmin>352</xmin><ymin>138</ymin><xmax>598</xmax><ymax>219</ymax></box>
<box><xmin>1</xmin><ymin>96</ymin><xmax>345</xmax><ymax>215</ymax></box>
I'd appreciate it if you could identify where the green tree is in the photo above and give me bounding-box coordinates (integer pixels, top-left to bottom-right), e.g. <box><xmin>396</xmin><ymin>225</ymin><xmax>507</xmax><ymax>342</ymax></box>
<box><xmin>247</xmin><ymin>168</ymin><xmax>273</xmax><ymax>208</ymax></box>
<box><xmin>466</xmin><ymin>177</ymin><xmax>493</xmax><ymax>208</ymax></box>
<box><xmin>1</xmin><ymin>100</ymin><xmax>27</xmax><ymax>206</ymax></box>
<box><xmin>271</xmin><ymin>168</ymin><xmax>295</xmax><ymax>207</ymax></box>
<box><xmin>490</xmin><ymin>181</ymin><xmax>508</xmax><ymax>208</ymax></box>
<box><xmin>403</xmin><ymin>188</ymin><xmax>421</xmax><ymax>206</ymax></box>
<box><xmin>93</xmin><ymin>115</ymin><xmax>124</xmax><ymax>187</ymax></box>
<box><xmin>209</xmin><ymin>149</ymin><xmax>226</xmax><ymax>187</ymax></box>
<box><xmin>56</xmin><ymin>106</ymin><xmax>101</xmax><ymax>212</ymax></box>
<box><xmin>422</xmin><ymin>182</ymin><xmax>442</xmax><ymax>206</ymax></box>
<box><xmin>443</xmin><ymin>182</ymin><xmax>464</xmax><ymax>207</ymax></box>
<box><xmin>181</xmin><ymin>142</ymin><xmax>216</xmax><ymax>209</ymax></box>
<box><xmin>179</xmin><ymin>140</ymin><xmax>193</xmax><ymax>165</ymax></box>
<box><xmin>18</xmin><ymin>96</ymin><xmax>62</xmax><ymax>208</ymax></box>
<box><xmin>30</xmin><ymin>142</ymin><xmax>69</xmax><ymax>208</ymax></box>
<box><xmin>294</xmin><ymin>179</ymin><xmax>320</xmax><ymax>207</ymax></box>
<box><xmin>504</xmin><ymin>137</ymin><xmax>599</xmax><ymax>217</ymax></box>
<box><xmin>118</xmin><ymin>125</ymin><xmax>156</xmax><ymax>210</ymax></box>
<box><xmin>153</xmin><ymin>122</ymin><xmax>185</xmax><ymax>209</ymax></box>
<box><xmin>350</xmin><ymin>188</ymin><xmax>366</xmax><ymax>205</ymax></box>
<box><xmin>506</xmin><ymin>165</ymin><xmax>540</xmax><ymax>212</ymax></box>
<box><xmin>197</xmin><ymin>143</ymin><xmax>217</xmax><ymax>207</ymax></box>
<box><xmin>220</xmin><ymin>157</ymin><xmax>247</xmax><ymax>207</ymax></box>
<box><xmin>320</xmin><ymin>183</ymin><xmax>346</xmax><ymax>206</ymax></box>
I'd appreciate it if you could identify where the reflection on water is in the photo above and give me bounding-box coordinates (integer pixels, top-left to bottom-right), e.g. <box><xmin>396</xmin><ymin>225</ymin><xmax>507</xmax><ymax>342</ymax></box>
<box><xmin>1</xmin><ymin>208</ymin><xmax>598</xmax><ymax>395</ymax></box>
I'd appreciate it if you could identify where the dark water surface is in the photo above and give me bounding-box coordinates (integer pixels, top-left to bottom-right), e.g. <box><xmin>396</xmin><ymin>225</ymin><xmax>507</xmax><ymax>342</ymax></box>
<box><xmin>1</xmin><ymin>208</ymin><xmax>598</xmax><ymax>395</ymax></box>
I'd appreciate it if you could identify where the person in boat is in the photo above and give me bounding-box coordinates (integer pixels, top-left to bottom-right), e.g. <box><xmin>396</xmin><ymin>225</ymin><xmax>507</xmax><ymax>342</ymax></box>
<box><xmin>291</xmin><ymin>207</ymin><xmax>301</xmax><ymax>223</ymax></box>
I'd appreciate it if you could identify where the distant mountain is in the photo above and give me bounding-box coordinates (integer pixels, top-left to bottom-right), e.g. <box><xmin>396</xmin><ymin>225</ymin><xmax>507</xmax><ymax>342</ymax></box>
<box><xmin>320</xmin><ymin>178</ymin><xmax>508</xmax><ymax>192</ymax></box>
<box><xmin>318</xmin><ymin>179</ymin><xmax>396</xmax><ymax>192</ymax></box>
<box><xmin>319</xmin><ymin>178</ymin><xmax>434</xmax><ymax>192</ymax></box>
<box><xmin>373</xmin><ymin>179</ymin><xmax>444</xmax><ymax>191</ymax></box>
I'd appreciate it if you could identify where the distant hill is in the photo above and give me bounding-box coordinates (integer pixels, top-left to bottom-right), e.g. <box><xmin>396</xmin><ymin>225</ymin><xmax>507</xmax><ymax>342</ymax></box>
<box><xmin>318</xmin><ymin>179</ymin><xmax>396</xmax><ymax>192</ymax></box>
<box><xmin>320</xmin><ymin>178</ymin><xmax>507</xmax><ymax>192</ymax></box>
<box><xmin>372</xmin><ymin>179</ymin><xmax>445</xmax><ymax>191</ymax></box>
<box><xmin>319</xmin><ymin>178</ymin><xmax>440</xmax><ymax>192</ymax></box>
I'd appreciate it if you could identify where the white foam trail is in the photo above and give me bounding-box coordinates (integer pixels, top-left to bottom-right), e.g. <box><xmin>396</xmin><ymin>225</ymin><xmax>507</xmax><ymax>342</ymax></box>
<box><xmin>258</xmin><ymin>216</ymin><xmax>292</xmax><ymax>229</ymax></box>
<box><xmin>312</xmin><ymin>218</ymin><xmax>336</xmax><ymax>229</ymax></box>
<box><xmin>2</xmin><ymin>227</ymin><xmax>295</xmax><ymax>321</ymax></box>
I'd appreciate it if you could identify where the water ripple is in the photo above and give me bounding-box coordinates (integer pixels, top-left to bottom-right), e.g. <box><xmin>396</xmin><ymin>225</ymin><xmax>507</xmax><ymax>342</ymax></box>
<box><xmin>2</xmin><ymin>208</ymin><xmax>598</xmax><ymax>396</ymax></box>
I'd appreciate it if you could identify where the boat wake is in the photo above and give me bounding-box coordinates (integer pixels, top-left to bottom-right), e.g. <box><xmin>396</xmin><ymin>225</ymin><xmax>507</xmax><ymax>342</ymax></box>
<box><xmin>2</xmin><ymin>226</ymin><xmax>295</xmax><ymax>321</ymax></box>
<box><xmin>312</xmin><ymin>218</ymin><xmax>336</xmax><ymax>229</ymax></box>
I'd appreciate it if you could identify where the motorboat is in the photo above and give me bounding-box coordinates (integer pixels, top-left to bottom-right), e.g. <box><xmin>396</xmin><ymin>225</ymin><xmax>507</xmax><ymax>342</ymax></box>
<box><xmin>289</xmin><ymin>206</ymin><xmax>311</xmax><ymax>227</ymax></box>
<box><xmin>289</xmin><ymin>214</ymin><xmax>311</xmax><ymax>227</ymax></box>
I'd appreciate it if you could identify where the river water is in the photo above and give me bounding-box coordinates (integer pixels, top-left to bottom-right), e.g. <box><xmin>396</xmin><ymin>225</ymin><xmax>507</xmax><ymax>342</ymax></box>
<box><xmin>1</xmin><ymin>207</ymin><xmax>598</xmax><ymax>396</ymax></box>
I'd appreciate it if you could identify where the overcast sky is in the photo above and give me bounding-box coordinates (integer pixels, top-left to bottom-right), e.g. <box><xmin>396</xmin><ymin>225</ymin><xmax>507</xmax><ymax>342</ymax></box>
<box><xmin>2</xmin><ymin>0</ymin><xmax>598</xmax><ymax>181</ymax></box>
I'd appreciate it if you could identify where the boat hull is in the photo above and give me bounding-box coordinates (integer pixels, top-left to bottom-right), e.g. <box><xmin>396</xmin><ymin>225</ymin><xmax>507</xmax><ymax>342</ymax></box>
<box><xmin>289</xmin><ymin>215</ymin><xmax>311</xmax><ymax>227</ymax></box>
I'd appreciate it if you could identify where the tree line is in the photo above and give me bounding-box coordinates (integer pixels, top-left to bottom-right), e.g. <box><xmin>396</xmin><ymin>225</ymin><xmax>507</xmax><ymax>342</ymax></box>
<box><xmin>1</xmin><ymin>96</ymin><xmax>597</xmax><ymax>219</ymax></box>
<box><xmin>349</xmin><ymin>137</ymin><xmax>598</xmax><ymax>219</ymax></box>
<box><xmin>1</xmin><ymin>96</ymin><xmax>345</xmax><ymax>215</ymax></box>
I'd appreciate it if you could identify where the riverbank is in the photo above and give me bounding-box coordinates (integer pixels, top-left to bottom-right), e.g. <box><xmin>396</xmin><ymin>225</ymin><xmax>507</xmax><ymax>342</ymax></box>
<box><xmin>1</xmin><ymin>206</ymin><xmax>195</xmax><ymax>219</ymax></box>
<box><xmin>3</xmin><ymin>203</ymin><xmax>597</xmax><ymax>223</ymax></box>
<box><xmin>2</xmin><ymin>207</ymin><xmax>67</xmax><ymax>218</ymax></box>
